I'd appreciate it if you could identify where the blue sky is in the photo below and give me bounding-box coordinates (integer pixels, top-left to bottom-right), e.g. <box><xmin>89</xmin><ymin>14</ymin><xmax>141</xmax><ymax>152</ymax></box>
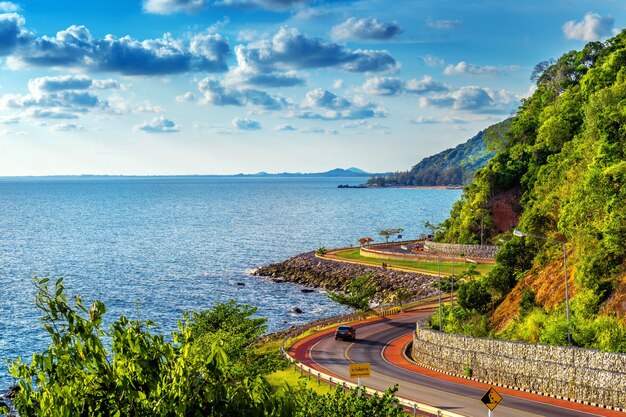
<box><xmin>0</xmin><ymin>0</ymin><xmax>623</xmax><ymax>175</ymax></box>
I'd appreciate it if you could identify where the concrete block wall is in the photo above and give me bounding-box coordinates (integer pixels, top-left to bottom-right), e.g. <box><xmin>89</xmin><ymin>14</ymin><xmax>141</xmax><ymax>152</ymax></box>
<box><xmin>411</xmin><ymin>324</ymin><xmax>626</xmax><ymax>410</ymax></box>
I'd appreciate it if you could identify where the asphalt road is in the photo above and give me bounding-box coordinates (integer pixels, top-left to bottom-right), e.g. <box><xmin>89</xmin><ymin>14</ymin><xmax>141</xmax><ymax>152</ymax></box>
<box><xmin>294</xmin><ymin>312</ymin><xmax>618</xmax><ymax>417</ymax></box>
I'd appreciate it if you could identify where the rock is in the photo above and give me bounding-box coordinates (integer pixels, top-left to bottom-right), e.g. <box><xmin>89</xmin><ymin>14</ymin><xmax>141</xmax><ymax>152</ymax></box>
<box><xmin>253</xmin><ymin>251</ymin><xmax>438</xmax><ymax>303</ymax></box>
<box><xmin>291</xmin><ymin>307</ymin><xmax>303</xmax><ymax>314</ymax></box>
<box><xmin>235</xmin><ymin>282</ymin><xmax>245</xmax><ymax>286</ymax></box>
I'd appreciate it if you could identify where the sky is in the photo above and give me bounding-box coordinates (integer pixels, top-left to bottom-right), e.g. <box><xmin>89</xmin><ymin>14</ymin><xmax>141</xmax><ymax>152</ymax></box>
<box><xmin>0</xmin><ymin>0</ymin><xmax>623</xmax><ymax>176</ymax></box>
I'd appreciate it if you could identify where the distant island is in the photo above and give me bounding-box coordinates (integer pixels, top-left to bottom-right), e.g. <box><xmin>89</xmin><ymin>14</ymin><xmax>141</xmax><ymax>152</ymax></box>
<box><xmin>0</xmin><ymin>168</ymin><xmax>387</xmax><ymax>179</ymax></box>
<box><xmin>234</xmin><ymin>167</ymin><xmax>387</xmax><ymax>178</ymax></box>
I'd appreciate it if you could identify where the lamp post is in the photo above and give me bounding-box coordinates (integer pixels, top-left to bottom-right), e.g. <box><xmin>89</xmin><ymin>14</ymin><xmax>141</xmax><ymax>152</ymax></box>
<box><xmin>418</xmin><ymin>207</ymin><xmax>435</xmax><ymax>239</ymax></box>
<box><xmin>437</xmin><ymin>253</ymin><xmax>442</xmax><ymax>331</ymax></box>
<box><xmin>513</xmin><ymin>229</ymin><xmax>571</xmax><ymax>344</ymax></box>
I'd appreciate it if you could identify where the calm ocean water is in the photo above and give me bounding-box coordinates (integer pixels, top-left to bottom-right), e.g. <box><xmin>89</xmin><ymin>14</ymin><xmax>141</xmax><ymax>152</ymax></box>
<box><xmin>0</xmin><ymin>176</ymin><xmax>461</xmax><ymax>388</ymax></box>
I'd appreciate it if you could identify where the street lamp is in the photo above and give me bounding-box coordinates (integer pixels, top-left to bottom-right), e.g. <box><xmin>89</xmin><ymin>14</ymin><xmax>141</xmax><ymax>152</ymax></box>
<box><xmin>513</xmin><ymin>229</ymin><xmax>571</xmax><ymax>344</ymax></box>
<box><xmin>437</xmin><ymin>253</ymin><xmax>442</xmax><ymax>331</ymax></box>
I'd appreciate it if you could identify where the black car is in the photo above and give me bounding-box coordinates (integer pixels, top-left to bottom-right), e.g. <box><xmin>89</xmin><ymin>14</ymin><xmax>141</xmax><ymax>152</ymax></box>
<box><xmin>335</xmin><ymin>325</ymin><xmax>356</xmax><ymax>341</ymax></box>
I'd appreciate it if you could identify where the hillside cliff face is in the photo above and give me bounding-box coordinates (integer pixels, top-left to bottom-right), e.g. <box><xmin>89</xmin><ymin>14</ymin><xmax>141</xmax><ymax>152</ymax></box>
<box><xmin>437</xmin><ymin>32</ymin><xmax>626</xmax><ymax>351</ymax></box>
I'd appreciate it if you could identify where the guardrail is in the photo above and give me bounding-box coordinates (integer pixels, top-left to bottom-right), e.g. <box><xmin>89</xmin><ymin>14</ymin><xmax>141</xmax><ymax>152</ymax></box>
<box><xmin>279</xmin><ymin>308</ymin><xmax>468</xmax><ymax>417</ymax></box>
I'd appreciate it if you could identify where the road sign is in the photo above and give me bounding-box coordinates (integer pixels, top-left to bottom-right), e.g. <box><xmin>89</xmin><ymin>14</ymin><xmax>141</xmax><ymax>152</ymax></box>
<box><xmin>349</xmin><ymin>363</ymin><xmax>371</xmax><ymax>378</ymax></box>
<box><xmin>481</xmin><ymin>387</ymin><xmax>502</xmax><ymax>411</ymax></box>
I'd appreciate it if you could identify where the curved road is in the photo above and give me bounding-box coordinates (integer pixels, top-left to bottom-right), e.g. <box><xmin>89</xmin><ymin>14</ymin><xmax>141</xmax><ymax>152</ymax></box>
<box><xmin>289</xmin><ymin>311</ymin><xmax>623</xmax><ymax>417</ymax></box>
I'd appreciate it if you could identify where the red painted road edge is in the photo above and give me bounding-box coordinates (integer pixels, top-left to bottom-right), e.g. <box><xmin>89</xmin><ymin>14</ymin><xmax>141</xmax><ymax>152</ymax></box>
<box><xmin>288</xmin><ymin>312</ymin><xmax>626</xmax><ymax>417</ymax></box>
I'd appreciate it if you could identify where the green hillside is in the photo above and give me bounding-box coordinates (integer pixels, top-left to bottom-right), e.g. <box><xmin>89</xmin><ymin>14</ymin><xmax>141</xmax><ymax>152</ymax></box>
<box><xmin>367</xmin><ymin>123</ymin><xmax>502</xmax><ymax>187</ymax></box>
<box><xmin>435</xmin><ymin>33</ymin><xmax>626</xmax><ymax>350</ymax></box>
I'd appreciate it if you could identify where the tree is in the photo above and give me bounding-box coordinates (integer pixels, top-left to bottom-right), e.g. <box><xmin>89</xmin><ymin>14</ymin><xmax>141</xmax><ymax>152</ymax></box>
<box><xmin>316</xmin><ymin>246</ymin><xmax>328</xmax><ymax>256</ymax></box>
<box><xmin>457</xmin><ymin>280</ymin><xmax>491</xmax><ymax>313</ymax></box>
<box><xmin>358</xmin><ymin>237</ymin><xmax>373</xmax><ymax>246</ymax></box>
<box><xmin>393</xmin><ymin>287</ymin><xmax>413</xmax><ymax>309</ymax></box>
<box><xmin>327</xmin><ymin>274</ymin><xmax>377</xmax><ymax>312</ymax></box>
<box><xmin>458</xmin><ymin>264</ymin><xmax>481</xmax><ymax>282</ymax></box>
<box><xmin>379</xmin><ymin>228</ymin><xmax>403</xmax><ymax>243</ymax></box>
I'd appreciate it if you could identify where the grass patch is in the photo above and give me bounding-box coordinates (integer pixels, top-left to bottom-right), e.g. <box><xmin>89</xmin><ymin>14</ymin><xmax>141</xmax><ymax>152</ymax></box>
<box><xmin>333</xmin><ymin>249</ymin><xmax>495</xmax><ymax>276</ymax></box>
<box><xmin>266</xmin><ymin>366</ymin><xmax>334</xmax><ymax>395</ymax></box>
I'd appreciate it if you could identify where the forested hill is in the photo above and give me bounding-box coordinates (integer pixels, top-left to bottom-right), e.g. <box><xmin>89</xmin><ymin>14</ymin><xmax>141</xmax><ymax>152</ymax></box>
<box><xmin>436</xmin><ymin>31</ymin><xmax>626</xmax><ymax>351</ymax></box>
<box><xmin>366</xmin><ymin>122</ymin><xmax>503</xmax><ymax>187</ymax></box>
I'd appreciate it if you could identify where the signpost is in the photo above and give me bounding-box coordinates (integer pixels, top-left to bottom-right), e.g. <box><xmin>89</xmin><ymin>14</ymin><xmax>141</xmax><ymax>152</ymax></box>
<box><xmin>481</xmin><ymin>387</ymin><xmax>502</xmax><ymax>416</ymax></box>
<box><xmin>350</xmin><ymin>363</ymin><xmax>371</xmax><ymax>394</ymax></box>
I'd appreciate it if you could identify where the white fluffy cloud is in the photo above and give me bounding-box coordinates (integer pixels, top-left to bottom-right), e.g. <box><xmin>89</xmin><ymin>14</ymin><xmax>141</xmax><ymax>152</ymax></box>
<box><xmin>331</xmin><ymin>17</ymin><xmax>403</xmax><ymax>41</ymax></box>
<box><xmin>421</xmin><ymin>55</ymin><xmax>444</xmax><ymax>67</ymax></box>
<box><xmin>302</xmin><ymin>88</ymin><xmax>350</xmax><ymax>109</ymax></box>
<box><xmin>198</xmin><ymin>78</ymin><xmax>290</xmax><ymax>110</ymax></box>
<box><xmin>1</xmin><ymin>15</ymin><xmax>231</xmax><ymax>76</ymax></box>
<box><xmin>361</xmin><ymin>76</ymin><xmax>448</xmax><ymax>96</ymax></box>
<box><xmin>134</xmin><ymin>116</ymin><xmax>179</xmax><ymax>133</ymax></box>
<box><xmin>443</xmin><ymin>61</ymin><xmax>520</xmax><ymax>76</ymax></box>
<box><xmin>0</xmin><ymin>2</ymin><xmax>19</xmax><ymax>12</ymax></box>
<box><xmin>228</xmin><ymin>26</ymin><xmax>397</xmax><ymax>84</ymax></box>
<box><xmin>562</xmin><ymin>12</ymin><xmax>615</xmax><ymax>41</ymax></box>
<box><xmin>274</xmin><ymin>124</ymin><xmax>297</xmax><ymax>131</ymax></box>
<box><xmin>420</xmin><ymin>85</ymin><xmax>518</xmax><ymax>113</ymax></box>
<box><xmin>231</xmin><ymin>117</ymin><xmax>261</xmax><ymax>130</ymax></box>
<box><xmin>0</xmin><ymin>75</ymin><xmax>120</xmax><ymax>120</ymax></box>
<box><xmin>176</xmin><ymin>92</ymin><xmax>196</xmax><ymax>102</ymax></box>
<box><xmin>143</xmin><ymin>0</ymin><xmax>310</xmax><ymax>14</ymax></box>
<box><xmin>295</xmin><ymin>89</ymin><xmax>385</xmax><ymax>121</ymax></box>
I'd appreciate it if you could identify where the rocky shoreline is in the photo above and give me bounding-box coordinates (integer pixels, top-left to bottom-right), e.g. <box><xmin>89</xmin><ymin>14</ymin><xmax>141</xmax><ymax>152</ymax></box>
<box><xmin>253</xmin><ymin>251</ymin><xmax>439</xmax><ymax>304</ymax></box>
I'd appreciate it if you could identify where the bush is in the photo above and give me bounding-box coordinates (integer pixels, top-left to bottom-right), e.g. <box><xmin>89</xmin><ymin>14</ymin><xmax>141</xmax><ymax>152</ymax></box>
<box><xmin>457</xmin><ymin>280</ymin><xmax>492</xmax><ymax>313</ymax></box>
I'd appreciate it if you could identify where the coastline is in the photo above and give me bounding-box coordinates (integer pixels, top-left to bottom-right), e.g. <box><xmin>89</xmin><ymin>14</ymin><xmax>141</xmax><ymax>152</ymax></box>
<box><xmin>253</xmin><ymin>251</ymin><xmax>439</xmax><ymax>303</ymax></box>
<box><xmin>365</xmin><ymin>185</ymin><xmax>464</xmax><ymax>190</ymax></box>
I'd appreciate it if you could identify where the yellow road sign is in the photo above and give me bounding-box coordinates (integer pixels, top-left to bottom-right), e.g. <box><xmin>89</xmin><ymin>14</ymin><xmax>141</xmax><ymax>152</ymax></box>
<box><xmin>350</xmin><ymin>363</ymin><xmax>371</xmax><ymax>378</ymax></box>
<box><xmin>481</xmin><ymin>387</ymin><xmax>502</xmax><ymax>411</ymax></box>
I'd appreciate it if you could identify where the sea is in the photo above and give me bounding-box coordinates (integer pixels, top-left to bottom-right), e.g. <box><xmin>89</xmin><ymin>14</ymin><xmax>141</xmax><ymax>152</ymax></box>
<box><xmin>0</xmin><ymin>176</ymin><xmax>461</xmax><ymax>389</ymax></box>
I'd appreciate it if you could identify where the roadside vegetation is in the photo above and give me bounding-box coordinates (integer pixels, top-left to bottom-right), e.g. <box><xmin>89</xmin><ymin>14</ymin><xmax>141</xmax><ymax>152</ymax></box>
<box><xmin>2</xmin><ymin>277</ymin><xmax>405</xmax><ymax>416</ymax></box>
<box><xmin>430</xmin><ymin>31</ymin><xmax>626</xmax><ymax>352</ymax></box>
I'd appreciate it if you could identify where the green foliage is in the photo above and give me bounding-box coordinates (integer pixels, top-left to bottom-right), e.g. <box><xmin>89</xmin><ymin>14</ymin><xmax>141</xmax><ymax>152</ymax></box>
<box><xmin>457</xmin><ymin>280</ymin><xmax>491</xmax><ymax>313</ymax></box>
<box><xmin>326</xmin><ymin>274</ymin><xmax>377</xmax><ymax>312</ymax></box>
<box><xmin>316</xmin><ymin>246</ymin><xmax>328</xmax><ymax>256</ymax></box>
<box><xmin>9</xmin><ymin>277</ymin><xmax>293</xmax><ymax>417</ymax></box>
<box><xmin>519</xmin><ymin>288</ymin><xmax>539</xmax><ymax>316</ymax></box>
<box><xmin>294</xmin><ymin>385</ymin><xmax>405</xmax><ymax>417</ymax></box>
<box><xmin>186</xmin><ymin>301</ymin><xmax>284</xmax><ymax>377</ymax></box>
<box><xmin>434</xmin><ymin>31</ymin><xmax>626</xmax><ymax>351</ymax></box>
<box><xmin>392</xmin><ymin>287</ymin><xmax>413</xmax><ymax>307</ymax></box>
<box><xmin>458</xmin><ymin>264</ymin><xmax>481</xmax><ymax>282</ymax></box>
<box><xmin>432</xmin><ymin>304</ymin><xmax>492</xmax><ymax>337</ymax></box>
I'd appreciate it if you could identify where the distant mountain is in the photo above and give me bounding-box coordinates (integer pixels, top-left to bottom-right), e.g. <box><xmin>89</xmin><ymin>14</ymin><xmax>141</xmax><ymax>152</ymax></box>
<box><xmin>367</xmin><ymin>121</ymin><xmax>507</xmax><ymax>187</ymax></box>
<box><xmin>237</xmin><ymin>167</ymin><xmax>384</xmax><ymax>178</ymax></box>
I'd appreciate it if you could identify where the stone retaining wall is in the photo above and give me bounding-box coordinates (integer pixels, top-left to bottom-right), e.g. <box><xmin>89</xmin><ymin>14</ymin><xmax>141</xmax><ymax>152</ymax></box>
<box><xmin>424</xmin><ymin>241</ymin><xmax>499</xmax><ymax>259</ymax></box>
<box><xmin>412</xmin><ymin>324</ymin><xmax>626</xmax><ymax>410</ymax></box>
